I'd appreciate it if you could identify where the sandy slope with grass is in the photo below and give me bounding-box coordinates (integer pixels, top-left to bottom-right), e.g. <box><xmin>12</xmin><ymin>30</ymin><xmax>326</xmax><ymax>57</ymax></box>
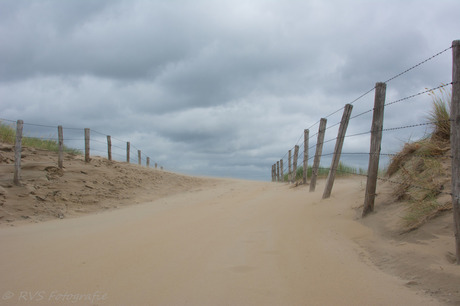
<box><xmin>0</xmin><ymin>143</ymin><xmax>459</xmax><ymax>305</ymax></box>
<box><xmin>0</xmin><ymin>143</ymin><xmax>208</xmax><ymax>226</ymax></box>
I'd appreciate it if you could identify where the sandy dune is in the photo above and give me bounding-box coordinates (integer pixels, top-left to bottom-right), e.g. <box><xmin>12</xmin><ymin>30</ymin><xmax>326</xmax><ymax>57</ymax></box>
<box><xmin>0</xmin><ymin>177</ymin><xmax>447</xmax><ymax>305</ymax></box>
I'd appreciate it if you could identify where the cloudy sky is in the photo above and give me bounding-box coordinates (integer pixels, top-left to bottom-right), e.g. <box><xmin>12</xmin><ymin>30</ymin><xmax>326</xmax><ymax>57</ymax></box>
<box><xmin>1</xmin><ymin>0</ymin><xmax>459</xmax><ymax>181</ymax></box>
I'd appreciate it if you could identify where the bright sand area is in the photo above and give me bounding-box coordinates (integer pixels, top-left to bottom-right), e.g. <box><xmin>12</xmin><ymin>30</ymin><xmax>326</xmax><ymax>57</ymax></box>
<box><xmin>0</xmin><ymin>177</ymin><xmax>449</xmax><ymax>305</ymax></box>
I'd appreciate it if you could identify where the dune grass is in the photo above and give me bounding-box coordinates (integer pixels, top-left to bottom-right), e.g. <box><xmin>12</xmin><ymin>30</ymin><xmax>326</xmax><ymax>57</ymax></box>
<box><xmin>387</xmin><ymin>87</ymin><xmax>452</xmax><ymax>229</ymax></box>
<box><xmin>0</xmin><ymin>121</ymin><xmax>81</xmax><ymax>154</ymax></box>
<box><xmin>282</xmin><ymin>162</ymin><xmax>363</xmax><ymax>182</ymax></box>
<box><xmin>427</xmin><ymin>86</ymin><xmax>451</xmax><ymax>142</ymax></box>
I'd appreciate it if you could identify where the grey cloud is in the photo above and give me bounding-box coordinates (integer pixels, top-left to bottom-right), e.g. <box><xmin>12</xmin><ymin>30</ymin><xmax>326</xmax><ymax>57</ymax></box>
<box><xmin>1</xmin><ymin>0</ymin><xmax>459</xmax><ymax>180</ymax></box>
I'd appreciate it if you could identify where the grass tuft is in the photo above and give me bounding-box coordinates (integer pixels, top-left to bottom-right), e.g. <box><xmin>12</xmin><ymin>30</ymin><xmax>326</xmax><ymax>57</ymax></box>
<box><xmin>283</xmin><ymin>162</ymin><xmax>361</xmax><ymax>182</ymax></box>
<box><xmin>386</xmin><ymin>86</ymin><xmax>452</xmax><ymax>230</ymax></box>
<box><xmin>0</xmin><ymin>121</ymin><xmax>81</xmax><ymax>154</ymax></box>
<box><xmin>427</xmin><ymin>86</ymin><xmax>451</xmax><ymax>142</ymax></box>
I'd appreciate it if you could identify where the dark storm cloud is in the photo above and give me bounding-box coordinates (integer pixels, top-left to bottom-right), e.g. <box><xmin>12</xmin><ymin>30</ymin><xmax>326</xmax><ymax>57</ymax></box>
<box><xmin>1</xmin><ymin>0</ymin><xmax>460</xmax><ymax>180</ymax></box>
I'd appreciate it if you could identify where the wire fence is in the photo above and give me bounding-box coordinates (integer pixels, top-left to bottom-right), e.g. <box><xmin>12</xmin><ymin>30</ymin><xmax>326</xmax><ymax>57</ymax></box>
<box><xmin>0</xmin><ymin>119</ymin><xmax>164</xmax><ymax>183</ymax></box>
<box><xmin>271</xmin><ymin>41</ymin><xmax>458</xmax><ymax>213</ymax></box>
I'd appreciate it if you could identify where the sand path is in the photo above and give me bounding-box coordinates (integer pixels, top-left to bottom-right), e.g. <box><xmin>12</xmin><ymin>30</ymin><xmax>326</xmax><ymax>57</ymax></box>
<box><xmin>0</xmin><ymin>178</ymin><xmax>440</xmax><ymax>305</ymax></box>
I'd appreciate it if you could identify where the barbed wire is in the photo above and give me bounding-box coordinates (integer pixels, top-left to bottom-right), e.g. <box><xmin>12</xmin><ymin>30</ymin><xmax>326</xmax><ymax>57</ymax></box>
<box><xmin>0</xmin><ymin>117</ymin><xmax>158</xmax><ymax>172</ymax></box>
<box><xmin>277</xmin><ymin>114</ymin><xmax>452</xmax><ymax>180</ymax></box>
<box><xmin>0</xmin><ymin>119</ymin><xmax>84</xmax><ymax>131</ymax></box>
<box><xmin>274</xmin><ymin>43</ymin><xmax>453</xmax><ymax>169</ymax></box>
<box><xmin>385</xmin><ymin>82</ymin><xmax>452</xmax><ymax>108</ymax></box>
<box><xmin>384</xmin><ymin>45</ymin><xmax>452</xmax><ymax>84</ymax></box>
<box><xmin>276</xmin><ymin>162</ymin><xmax>453</xmax><ymax>200</ymax></box>
<box><xmin>0</xmin><ymin>118</ymin><xmax>17</xmax><ymax>123</ymax></box>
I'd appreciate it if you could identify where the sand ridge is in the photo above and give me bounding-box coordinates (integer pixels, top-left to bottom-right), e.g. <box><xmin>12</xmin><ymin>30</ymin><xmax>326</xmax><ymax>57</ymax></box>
<box><xmin>0</xmin><ymin>143</ymin><xmax>209</xmax><ymax>226</ymax></box>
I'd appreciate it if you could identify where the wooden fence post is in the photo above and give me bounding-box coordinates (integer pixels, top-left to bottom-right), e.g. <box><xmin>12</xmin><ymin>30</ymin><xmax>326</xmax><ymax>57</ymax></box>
<box><xmin>107</xmin><ymin>136</ymin><xmax>112</xmax><ymax>161</ymax></box>
<box><xmin>288</xmin><ymin>150</ymin><xmax>292</xmax><ymax>183</ymax></box>
<box><xmin>126</xmin><ymin>142</ymin><xmax>130</xmax><ymax>163</ymax></box>
<box><xmin>323</xmin><ymin>104</ymin><xmax>353</xmax><ymax>199</ymax></box>
<box><xmin>58</xmin><ymin>125</ymin><xmax>63</xmax><ymax>169</ymax></box>
<box><xmin>303</xmin><ymin>129</ymin><xmax>309</xmax><ymax>184</ymax></box>
<box><xmin>13</xmin><ymin>120</ymin><xmax>23</xmax><ymax>186</ymax></box>
<box><xmin>84</xmin><ymin>128</ymin><xmax>90</xmax><ymax>163</ymax></box>
<box><xmin>276</xmin><ymin>160</ymin><xmax>280</xmax><ymax>182</ymax></box>
<box><xmin>310</xmin><ymin>118</ymin><xmax>327</xmax><ymax>192</ymax></box>
<box><xmin>451</xmin><ymin>39</ymin><xmax>460</xmax><ymax>264</ymax></box>
<box><xmin>292</xmin><ymin>145</ymin><xmax>299</xmax><ymax>183</ymax></box>
<box><xmin>280</xmin><ymin>159</ymin><xmax>284</xmax><ymax>182</ymax></box>
<box><xmin>155</xmin><ymin>163</ymin><xmax>158</xmax><ymax>169</ymax></box>
<box><xmin>138</xmin><ymin>150</ymin><xmax>141</xmax><ymax>165</ymax></box>
<box><xmin>362</xmin><ymin>83</ymin><xmax>387</xmax><ymax>217</ymax></box>
<box><xmin>147</xmin><ymin>157</ymin><xmax>150</xmax><ymax>167</ymax></box>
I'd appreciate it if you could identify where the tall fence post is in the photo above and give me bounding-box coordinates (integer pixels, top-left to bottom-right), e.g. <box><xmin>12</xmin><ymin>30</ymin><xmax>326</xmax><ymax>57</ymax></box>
<box><xmin>126</xmin><ymin>142</ymin><xmax>130</xmax><ymax>163</ymax></box>
<box><xmin>58</xmin><ymin>125</ymin><xmax>63</xmax><ymax>169</ymax></box>
<box><xmin>323</xmin><ymin>104</ymin><xmax>353</xmax><ymax>199</ymax></box>
<box><xmin>280</xmin><ymin>159</ymin><xmax>284</xmax><ymax>182</ymax></box>
<box><xmin>147</xmin><ymin>157</ymin><xmax>150</xmax><ymax>167</ymax></box>
<box><xmin>271</xmin><ymin>164</ymin><xmax>274</xmax><ymax>181</ymax></box>
<box><xmin>292</xmin><ymin>145</ymin><xmax>299</xmax><ymax>183</ymax></box>
<box><xmin>451</xmin><ymin>39</ymin><xmax>460</xmax><ymax>264</ymax></box>
<box><xmin>310</xmin><ymin>118</ymin><xmax>327</xmax><ymax>192</ymax></box>
<box><xmin>107</xmin><ymin>135</ymin><xmax>112</xmax><ymax>161</ymax></box>
<box><xmin>276</xmin><ymin>160</ymin><xmax>280</xmax><ymax>182</ymax></box>
<box><xmin>84</xmin><ymin>128</ymin><xmax>90</xmax><ymax>163</ymax></box>
<box><xmin>303</xmin><ymin>129</ymin><xmax>309</xmax><ymax>184</ymax></box>
<box><xmin>13</xmin><ymin>120</ymin><xmax>23</xmax><ymax>186</ymax></box>
<box><xmin>288</xmin><ymin>150</ymin><xmax>292</xmax><ymax>183</ymax></box>
<box><xmin>362</xmin><ymin>83</ymin><xmax>387</xmax><ymax>217</ymax></box>
<box><xmin>138</xmin><ymin>150</ymin><xmax>142</xmax><ymax>165</ymax></box>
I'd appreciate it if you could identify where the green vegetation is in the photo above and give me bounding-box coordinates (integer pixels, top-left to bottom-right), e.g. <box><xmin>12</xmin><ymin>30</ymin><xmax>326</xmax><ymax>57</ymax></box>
<box><xmin>387</xmin><ymin>87</ymin><xmax>452</xmax><ymax>230</ymax></box>
<box><xmin>0</xmin><ymin>121</ymin><xmax>81</xmax><ymax>154</ymax></box>
<box><xmin>427</xmin><ymin>86</ymin><xmax>451</xmax><ymax>142</ymax></box>
<box><xmin>282</xmin><ymin>162</ymin><xmax>364</xmax><ymax>182</ymax></box>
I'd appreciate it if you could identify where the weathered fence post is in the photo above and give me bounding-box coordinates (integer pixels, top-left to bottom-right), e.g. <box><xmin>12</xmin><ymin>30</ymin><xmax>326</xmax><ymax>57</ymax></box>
<box><xmin>13</xmin><ymin>120</ymin><xmax>23</xmax><ymax>186</ymax></box>
<box><xmin>451</xmin><ymin>39</ymin><xmax>460</xmax><ymax>264</ymax></box>
<box><xmin>280</xmin><ymin>159</ymin><xmax>284</xmax><ymax>182</ymax></box>
<box><xmin>147</xmin><ymin>157</ymin><xmax>150</xmax><ymax>167</ymax></box>
<box><xmin>126</xmin><ymin>142</ymin><xmax>130</xmax><ymax>163</ymax></box>
<box><xmin>107</xmin><ymin>136</ymin><xmax>112</xmax><ymax>161</ymax></box>
<box><xmin>58</xmin><ymin>125</ymin><xmax>63</xmax><ymax>169</ymax></box>
<box><xmin>303</xmin><ymin>129</ymin><xmax>309</xmax><ymax>184</ymax></box>
<box><xmin>84</xmin><ymin>128</ymin><xmax>90</xmax><ymax>163</ymax></box>
<box><xmin>138</xmin><ymin>150</ymin><xmax>141</xmax><ymax>165</ymax></box>
<box><xmin>362</xmin><ymin>83</ymin><xmax>387</xmax><ymax>217</ymax></box>
<box><xmin>288</xmin><ymin>150</ymin><xmax>292</xmax><ymax>183</ymax></box>
<box><xmin>276</xmin><ymin>160</ymin><xmax>280</xmax><ymax>182</ymax></box>
<box><xmin>271</xmin><ymin>164</ymin><xmax>274</xmax><ymax>181</ymax></box>
<box><xmin>310</xmin><ymin>118</ymin><xmax>327</xmax><ymax>192</ymax></box>
<box><xmin>155</xmin><ymin>163</ymin><xmax>158</xmax><ymax>169</ymax></box>
<box><xmin>323</xmin><ymin>104</ymin><xmax>353</xmax><ymax>199</ymax></box>
<box><xmin>292</xmin><ymin>145</ymin><xmax>299</xmax><ymax>183</ymax></box>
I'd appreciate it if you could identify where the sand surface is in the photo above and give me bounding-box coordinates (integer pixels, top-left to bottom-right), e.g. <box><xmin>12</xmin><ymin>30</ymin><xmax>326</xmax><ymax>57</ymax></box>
<box><xmin>0</xmin><ymin>176</ymin><xmax>453</xmax><ymax>305</ymax></box>
<box><xmin>1</xmin><ymin>144</ymin><xmax>459</xmax><ymax>305</ymax></box>
<box><xmin>0</xmin><ymin>144</ymin><xmax>208</xmax><ymax>225</ymax></box>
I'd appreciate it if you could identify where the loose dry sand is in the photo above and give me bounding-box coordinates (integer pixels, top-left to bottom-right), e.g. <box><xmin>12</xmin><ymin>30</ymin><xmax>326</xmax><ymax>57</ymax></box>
<box><xmin>0</xmin><ymin>144</ymin><xmax>459</xmax><ymax>305</ymax></box>
<box><xmin>0</xmin><ymin>144</ymin><xmax>208</xmax><ymax>226</ymax></box>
